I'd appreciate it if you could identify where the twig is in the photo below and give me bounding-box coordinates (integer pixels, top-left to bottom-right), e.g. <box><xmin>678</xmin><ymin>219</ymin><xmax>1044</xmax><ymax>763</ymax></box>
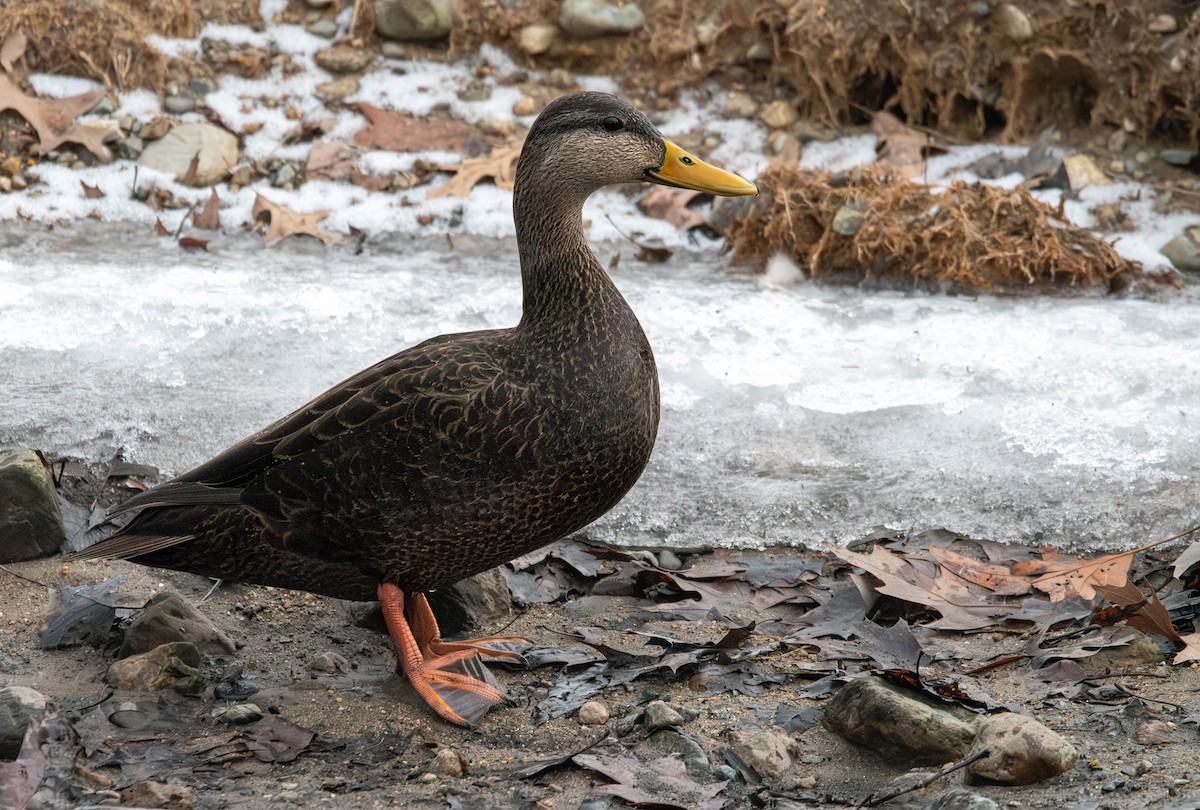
<box><xmin>859</xmin><ymin>749</ymin><xmax>990</xmax><ymax>807</ymax></box>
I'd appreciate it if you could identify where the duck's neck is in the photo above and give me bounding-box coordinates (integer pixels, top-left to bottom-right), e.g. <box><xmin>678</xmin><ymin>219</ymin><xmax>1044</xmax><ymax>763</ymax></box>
<box><xmin>513</xmin><ymin>180</ymin><xmax>620</xmax><ymax>330</ymax></box>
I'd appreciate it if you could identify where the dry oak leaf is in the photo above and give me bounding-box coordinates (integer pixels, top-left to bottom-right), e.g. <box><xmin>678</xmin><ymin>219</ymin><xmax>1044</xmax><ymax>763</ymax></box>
<box><xmin>0</xmin><ymin>74</ymin><xmax>117</xmax><ymax>162</ymax></box>
<box><xmin>1173</xmin><ymin>632</ymin><xmax>1200</xmax><ymax>665</ymax></box>
<box><xmin>427</xmin><ymin>141</ymin><xmax>522</xmax><ymax>200</ymax></box>
<box><xmin>194</xmin><ymin>188</ymin><xmax>221</xmax><ymax>231</ymax></box>
<box><xmin>251</xmin><ymin>193</ymin><xmax>335</xmax><ymax>246</ymax></box>
<box><xmin>872</xmin><ymin>110</ymin><xmax>945</xmax><ymax>178</ymax></box>
<box><xmin>352</xmin><ymin>103</ymin><xmax>481</xmax><ymax>153</ymax></box>
<box><xmin>306</xmin><ymin>138</ymin><xmax>362</xmax><ymax>183</ymax></box>
<box><xmin>1010</xmin><ymin>548</ymin><xmax>1132</xmax><ymax>602</ymax></box>
<box><xmin>927</xmin><ymin>546</ymin><xmax>1031</xmax><ymax>597</ymax></box>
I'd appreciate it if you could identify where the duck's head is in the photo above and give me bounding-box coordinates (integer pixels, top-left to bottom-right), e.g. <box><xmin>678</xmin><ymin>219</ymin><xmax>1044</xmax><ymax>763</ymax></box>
<box><xmin>516</xmin><ymin>92</ymin><xmax>757</xmax><ymax>200</ymax></box>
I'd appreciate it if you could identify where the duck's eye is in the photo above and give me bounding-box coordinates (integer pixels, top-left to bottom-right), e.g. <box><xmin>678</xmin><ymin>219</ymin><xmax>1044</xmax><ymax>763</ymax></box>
<box><xmin>601</xmin><ymin>116</ymin><xmax>623</xmax><ymax>132</ymax></box>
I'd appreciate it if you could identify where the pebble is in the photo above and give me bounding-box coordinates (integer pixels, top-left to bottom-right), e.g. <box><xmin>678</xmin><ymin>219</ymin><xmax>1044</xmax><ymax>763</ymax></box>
<box><xmin>164</xmin><ymin>93</ymin><xmax>197</xmax><ymax>114</ymax></box>
<box><xmin>121</xmin><ymin>781</ymin><xmax>193</xmax><ymax>810</ymax></box>
<box><xmin>759</xmin><ymin>99</ymin><xmax>798</xmax><ymax>130</ymax></box>
<box><xmin>305</xmin><ymin>0</ymin><xmax>335</xmax><ymax>6</ymax></box>
<box><xmin>745</xmin><ymin>42</ymin><xmax>772</xmax><ymax>62</ymax></box>
<box><xmin>315</xmin><ymin>45</ymin><xmax>375</xmax><ymax>74</ymax></box>
<box><xmin>966</xmin><ymin>713</ymin><xmax>1078</xmax><ymax>786</ymax></box>
<box><xmin>995</xmin><ymin>4</ymin><xmax>1033</xmax><ymax>41</ymax></box>
<box><xmin>120</xmin><ymin>590</ymin><xmax>237</xmax><ymax>658</ymax></box>
<box><xmin>306</xmin><ymin>18</ymin><xmax>340</xmax><ymax>38</ymax></box>
<box><xmin>578</xmin><ymin>700</ymin><xmax>610</xmax><ymax>725</ymax></box>
<box><xmin>642</xmin><ymin>700</ymin><xmax>685</xmax><ymax>730</ymax></box>
<box><xmin>307</xmin><ymin>651</ymin><xmax>350</xmax><ymax>673</ymax></box>
<box><xmin>138</xmin><ymin>123</ymin><xmax>238</xmax><ymax>186</ymax></box>
<box><xmin>513</xmin><ymin>96</ymin><xmax>539</xmax><ymax>116</ymax></box>
<box><xmin>272</xmin><ymin>163</ymin><xmax>298</xmax><ymax>187</ymax></box>
<box><xmin>928</xmin><ymin>787</ymin><xmax>1000</xmax><ymax>810</ymax></box>
<box><xmin>0</xmin><ymin>176</ymin><xmax>12</xmax><ymax>193</ymax></box>
<box><xmin>722</xmin><ymin>90</ymin><xmax>758</xmax><ymax>120</ymax></box>
<box><xmin>713</xmin><ymin>764</ymin><xmax>737</xmax><ymax>781</ymax></box>
<box><xmin>315</xmin><ymin>76</ymin><xmax>360</xmax><ymax>101</ymax></box>
<box><xmin>375</xmin><ymin>0</ymin><xmax>454</xmax><ymax>41</ymax></box>
<box><xmin>1149</xmin><ymin>14</ymin><xmax>1178</xmax><ymax>34</ymax></box>
<box><xmin>217</xmin><ymin>703</ymin><xmax>264</xmax><ymax>725</ymax></box>
<box><xmin>113</xmin><ymin>136</ymin><xmax>145</xmax><ymax>160</ymax></box>
<box><xmin>547</xmin><ymin>67</ymin><xmax>576</xmax><ymax>89</ymax></box>
<box><xmin>656</xmin><ymin>549</ymin><xmax>682</xmax><ymax>569</ymax></box>
<box><xmin>519</xmin><ymin>24</ymin><xmax>557</xmax><ymax>56</ymax></box>
<box><xmin>1160</xmin><ymin>148</ymin><xmax>1196</xmax><ymax>166</ymax></box>
<box><xmin>106</xmin><ymin>642</ymin><xmax>206</xmax><ymax>696</ymax></box>
<box><xmin>381</xmin><ymin>41</ymin><xmax>408</xmax><ymax>58</ymax></box>
<box><xmin>559</xmin><ymin>0</ymin><xmax>644</xmax><ymax>38</ymax></box>
<box><xmin>832</xmin><ymin>201</ymin><xmax>866</xmax><ymax>236</ymax></box>
<box><xmin>646</xmin><ymin>729</ymin><xmax>710</xmax><ymax>778</ymax></box>
<box><xmin>0</xmin><ymin>686</ymin><xmax>50</xmax><ymax>759</ymax></box>
<box><xmin>457</xmin><ymin>78</ymin><xmax>492</xmax><ymax>102</ymax></box>
<box><xmin>430</xmin><ymin>747</ymin><xmax>464</xmax><ymax>777</ymax></box>
<box><xmin>727</xmin><ymin>728</ymin><xmax>803</xmax><ymax>780</ymax></box>
<box><xmin>0</xmin><ymin>447</ymin><xmax>66</xmax><ymax>562</ymax></box>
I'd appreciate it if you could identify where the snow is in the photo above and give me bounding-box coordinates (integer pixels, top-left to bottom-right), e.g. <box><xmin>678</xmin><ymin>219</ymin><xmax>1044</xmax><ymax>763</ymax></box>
<box><xmin>2</xmin><ymin>14</ymin><xmax>1199</xmax><ymax>552</ymax></box>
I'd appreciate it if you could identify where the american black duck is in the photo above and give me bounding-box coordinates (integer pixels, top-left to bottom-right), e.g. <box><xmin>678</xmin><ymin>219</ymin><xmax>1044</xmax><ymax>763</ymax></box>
<box><xmin>71</xmin><ymin>92</ymin><xmax>757</xmax><ymax>726</ymax></box>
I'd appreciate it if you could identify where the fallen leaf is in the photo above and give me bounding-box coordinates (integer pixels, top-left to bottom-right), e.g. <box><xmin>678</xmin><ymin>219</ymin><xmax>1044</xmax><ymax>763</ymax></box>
<box><xmin>1172</xmin><ymin>540</ymin><xmax>1200</xmax><ymax>580</ymax></box>
<box><xmin>929</xmin><ymin>545</ymin><xmax>1032</xmax><ymax>596</ymax></box>
<box><xmin>1</xmin><ymin>30</ymin><xmax>27</xmax><ymax>75</ymax></box>
<box><xmin>194</xmin><ymin>188</ymin><xmax>220</xmax><ymax>230</ymax></box>
<box><xmin>1012</xmin><ymin>548</ymin><xmax>1132</xmax><ymax>602</ymax></box>
<box><xmin>1093</xmin><ymin>581</ymin><xmax>1183</xmax><ymax>645</ymax></box>
<box><xmin>579</xmin><ymin>745</ymin><xmax>728</xmax><ymax>810</ymax></box>
<box><xmin>251</xmin><ymin>192</ymin><xmax>335</xmax><ymax>246</ymax></box>
<box><xmin>79</xmin><ymin>180</ymin><xmax>104</xmax><ymax>199</ymax></box>
<box><xmin>1173</xmin><ymin>632</ymin><xmax>1200</xmax><ymax>665</ymax></box>
<box><xmin>639</xmin><ymin>186</ymin><xmax>708</xmax><ymax>231</ymax></box>
<box><xmin>153</xmin><ymin>218</ymin><xmax>171</xmax><ymax>237</ymax></box>
<box><xmin>306</xmin><ymin>138</ymin><xmax>362</xmax><ymax>182</ymax></box>
<box><xmin>0</xmin><ymin>74</ymin><xmax>117</xmax><ymax>161</ymax></box>
<box><xmin>872</xmin><ymin>110</ymin><xmax>945</xmax><ymax>177</ymax></box>
<box><xmin>353</xmin><ymin>103</ymin><xmax>482</xmax><ymax>152</ymax></box>
<box><xmin>178</xmin><ymin>236</ymin><xmax>209</xmax><ymax>251</ymax></box>
<box><xmin>427</xmin><ymin>141</ymin><xmax>522</xmax><ymax>199</ymax></box>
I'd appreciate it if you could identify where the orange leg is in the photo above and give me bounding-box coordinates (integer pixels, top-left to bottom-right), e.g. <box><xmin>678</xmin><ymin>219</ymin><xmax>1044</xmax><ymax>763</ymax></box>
<box><xmin>377</xmin><ymin>583</ymin><xmax>506</xmax><ymax>727</ymax></box>
<box><xmin>406</xmin><ymin>592</ymin><xmax>528</xmax><ymax>663</ymax></box>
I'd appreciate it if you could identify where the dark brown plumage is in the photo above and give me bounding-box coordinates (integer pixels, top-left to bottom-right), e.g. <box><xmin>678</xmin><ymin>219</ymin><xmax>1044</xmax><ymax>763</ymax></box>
<box><xmin>72</xmin><ymin>92</ymin><xmax>756</xmax><ymax>725</ymax></box>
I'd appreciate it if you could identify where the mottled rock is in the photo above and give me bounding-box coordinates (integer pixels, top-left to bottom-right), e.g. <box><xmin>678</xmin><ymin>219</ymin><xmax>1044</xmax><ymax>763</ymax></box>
<box><xmin>745</xmin><ymin>42</ymin><xmax>772</xmax><ymax>62</ymax></box>
<box><xmin>995</xmin><ymin>4</ymin><xmax>1032</xmax><ymax>41</ymax></box>
<box><xmin>315</xmin><ymin>45</ymin><xmax>375</xmax><ymax>73</ymax></box>
<box><xmin>727</xmin><ymin>728</ymin><xmax>803</xmax><ymax>781</ymax></box>
<box><xmin>375</xmin><ymin>0</ymin><xmax>453</xmax><ymax>41</ymax></box>
<box><xmin>967</xmin><ymin>712</ymin><xmax>1078</xmax><ymax>785</ymax></box>
<box><xmin>0</xmin><ymin>447</ymin><xmax>65</xmax><ymax>562</ymax></box>
<box><xmin>559</xmin><ymin>0</ymin><xmax>644</xmax><ymax>38</ymax></box>
<box><xmin>0</xmin><ymin>686</ymin><xmax>50</xmax><ymax>759</ymax></box>
<box><xmin>646</xmin><ymin>729</ymin><xmax>710</xmax><ymax>778</ymax></box>
<box><xmin>759</xmin><ymin>99</ymin><xmax>798</xmax><ymax>130</ymax></box>
<box><xmin>306</xmin><ymin>18</ymin><xmax>340</xmax><ymax>38</ymax></box>
<box><xmin>138</xmin><ymin>123</ymin><xmax>238</xmax><ymax>186</ymax></box>
<box><xmin>643</xmin><ymin>700</ymin><xmax>685</xmax><ymax>730</ymax></box>
<box><xmin>315</xmin><ymin>75</ymin><xmax>360</xmax><ymax>101</ymax></box>
<box><xmin>120</xmin><ymin>591</ymin><xmax>236</xmax><ymax>658</ymax></box>
<box><xmin>121</xmin><ymin>780</ymin><xmax>194</xmax><ymax>810</ymax></box>
<box><xmin>1149</xmin><ymin>14</ymin><xmax>1178</xmax><ymax>34</ymax></box>
<box><xmin>928</xmin><ymin>787</ymin><xmax>1000</xmax><ymax>810</ymax></box>
<box><xmin>578</xmin><ymin>700</ymin><xmax>610</xmax><ymax>725</ymax></box>
<box><xmin>722</xmin><ymin>91</ymin><xmax>757</xmax><ymax>120</ymax></box>
<box><xmin>519</xmin><ymin>24</ymin><xmax>557</xmax><ymax>55</ymax></box>
<box><xmin>163</xmin><ymin>93</ymin><xmax>197</xmax><ymax>114</ymax></box>
<box><xmin>822</xmin><ymin>676</ymin><xmax>979</xmax><ymax>765</ymax></box>
<box><xmin>430</xmin><ymin>747</ymin><xmax>464</xmax><ymax>777</ymax></box>
<box><xmin>1162</xmin><ymin>228</ymin><xmax>1200</xmax><ymax>273</ymax></box>
<box><xmin>512</xmin><ymin>96</ymin><xmax>540</xmax><ymax>117</ymax></box>
<box><xmin>217</xmin><ymin>703</ymin><xmax>263</xmax><ymax>725</ymax></box>
<box><xmin>831</xmin><ymin>201</ymin><xmax>866</xmax><ymax>236</ymax></box>
<box><xmin>307</xmin><ymin>651</ymin><xmax>349</xmax><ymax>673</ymax></box>
<box><xmin>106</xmin><ymin>642</ymin><xmax>206</xmax><ymax>696</ymax></box>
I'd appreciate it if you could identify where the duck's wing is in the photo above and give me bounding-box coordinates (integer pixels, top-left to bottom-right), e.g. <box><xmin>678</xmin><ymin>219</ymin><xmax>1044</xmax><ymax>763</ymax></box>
<box><xmin>71</xmin><ymin>331</ymin><xmax>512</xmax><ymax>560</ymax></box>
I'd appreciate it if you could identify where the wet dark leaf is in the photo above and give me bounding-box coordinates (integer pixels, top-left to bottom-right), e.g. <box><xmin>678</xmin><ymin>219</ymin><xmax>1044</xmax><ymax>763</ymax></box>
<box><xmin>39</xmin><ymin>576</ymin><xmax>129</xmax><ymax>649</ymax></box>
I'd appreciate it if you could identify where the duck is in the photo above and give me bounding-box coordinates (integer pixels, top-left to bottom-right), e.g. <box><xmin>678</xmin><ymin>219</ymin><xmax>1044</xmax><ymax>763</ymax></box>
<box><xmin>70</xmin><ymin>92</ymin><xmax>757</xmax><ymax>727</ymax></box>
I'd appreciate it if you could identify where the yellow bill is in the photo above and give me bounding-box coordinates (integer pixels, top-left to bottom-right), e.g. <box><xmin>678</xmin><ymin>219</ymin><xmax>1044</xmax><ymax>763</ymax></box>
<box><xmin>645</xmin><ymin>140</ymin><xmax>757</xmax><ymax>196</ymax></box>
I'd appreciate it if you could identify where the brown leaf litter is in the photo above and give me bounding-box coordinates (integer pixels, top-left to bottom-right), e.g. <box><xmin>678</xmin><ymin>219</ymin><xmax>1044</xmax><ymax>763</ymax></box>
<box><xmin>427</xmin><ymin>140</ymin><xmax>523</xmax><ymax>199</ymax></box>
<box><xmin>251</xmin><ymin>192</ymin><xmax>335</xmax><ymax>246</ymax></box>
<box><xmin>0</xmin><ymin>74</ymin><xmax>118</xmax><ymax>162</ymax></box>
<box><xmin>726</xmin><ymin>164</ymin><xmax>1141</xmax><ymax>293</ymax></box>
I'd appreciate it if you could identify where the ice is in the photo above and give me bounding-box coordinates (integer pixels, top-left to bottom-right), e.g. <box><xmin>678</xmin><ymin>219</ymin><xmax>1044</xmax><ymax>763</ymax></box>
<box><xmin>2</xmin><ymin>222</ymin><xmax>1199</xmax><ymax>552</ymax></box>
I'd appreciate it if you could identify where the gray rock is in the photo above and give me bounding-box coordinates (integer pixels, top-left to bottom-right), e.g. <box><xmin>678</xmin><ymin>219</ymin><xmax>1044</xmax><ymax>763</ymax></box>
<box><xmin>926</xmin><ymin>787</ymin><xmax>1001</xmax><ymax>810</ymax></box>
<box><xmin>375</xmin><ymin>0</ymin><xmax>453</xmax><ymax>41</ymax></box>
<box><xmin>726</xmin><ymin>728</ymin><xmax>803</xmax><ymax>781</ymax></box>
<box><xmin>272</xmin><ymin>163</ymin><xmax>298</xmax><ymax>187</ymax></box>
<box><xmin>519</xmin><ymin>24</ymin><xmax>557</xmax><ymax>55</ymax></box>
<box><xmin>822</xmin><ymin>676</ymin><xmax>979</xmax><ymax>766</ymax></box>
<box><xmin>307</xmin><ymin>651</ymin><xmax>349</xmax><ymax>673</ymax></box>
<box><xmin>163</xmin><ymin>93</ymin><xmax>197</xmax><ymax>114</ymax></box>
<box><xmin>966</xmin><ymin>712</ymin><xmax>1078</xmax><ymax>786</ymax></box>
<box><xmin>138</xmin><ymin>123</ymin><xmax>238</xmax><ymax>186</ymax></box>
<box><xmin>0</xmin><ymin>686</ymin><xmax>50</xmax><ymax>759</ymax></box>
<box><xmin>430</xmin><ymin>747</ymin><xmax>464</xmax><ymax>777</ymax></box>
<box><xmin>1160</xmin><ymin>148</ymin><xmax>1196</xmax><ymax>166</ymax></box>
<box><xmin>217</xmin><ymin>703</ymin><xmax>263</xmax><ymax>725</ymax></box>
<box><xmin>113</xmin><ymin>136</ymin><xmax>145</xmax><ymax>160</ymax></box>
<box><xmin>306</xmin><ymin>18</ymin><xmax>340</xmax><ymax>38</ymax></box>
<box><xmin>646</xmin><ymin>729</ymin><xmax>710</xmax><ymax>778</ymax></box>
<box><xmin>723</xmin><ymin>91</ymin><xmax>758</xmax><ymax>120</ymax></box>
<box><xmin>745</xmin><ymin>42</ymin><xmax>772</xmax><ymax>62</ymax></box>
<box><xmin>106</xmin><ymin>641</ymin><xmax>206</xmax><ymax>695</ymax></box>
<box><xmin>1162</xmin><ymin>228</ymin><xmax>1200</xmax><ymax>273</ymax></box>
<box><xmin>559</xmin><ymin>0</ymin><xmax>644</xmax><ymax>38</ymax></box>
<box><xmin>120</xmin><ymin>591</ymin><xmax>236</xmax><ymax>658</ymax></box>
<box><xmin>426</xmin><ymin>567</ymin><xmax>512</xmax><ymax>636</ymax></box>
<box><xmin>380</xmin><ymin>41</ymin><xmax>408</xmax><ymax>58</ymax></box>
<box><xmin>832</xmin><ymin>201</ymin><xmax>866</xmax><ymax>236</ymax></box>
<box><xmin>643</xmin><ymin>700</ymin><xmax>685</xmax><ymax>730</ymax></box>
<box><xmin>0</xmin><ymin>447</ymin><xmax>65</xmax><ymax>562</ymax></box>
<box><xmin>315</xmin><ymin>45</ymin><xmax>375</xmax><ymax>73</ymax></box>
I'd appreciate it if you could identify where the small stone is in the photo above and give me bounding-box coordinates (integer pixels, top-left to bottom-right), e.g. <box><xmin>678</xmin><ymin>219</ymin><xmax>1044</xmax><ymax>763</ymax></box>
<box><xmin>966</xmin><ymin>713</ymin><xmax>1078</xmax><ymax>786</ymax></box>
<box><xmin>375</xmin><ymin>0</ymin><xmax>454</xmax><ymax>41</ymax></box>
<box><xmin>745</xmin><ymin>42</ymin><xmax>772</xmax><ymax>62</ymax></box>
<box><xmin>141</xmin><ymin>117</ymin><xmax>172</xmax><ymax>141</ymax></box>
<box><xmin>513</xmin><ymin>96</ymin><xmax>539</xmax><ymax>116</ymax></box>
<box><xmin>559</xmin><ymin>0</ymin><xmax>644</xmax><ymax>38</ymax></box>
<box><xmin>273</xmin><ymin>790</ymin><xmax>303</xmax><ymax>803</ymax></box>
<box><xmin>306</xmin><ymin>18</ymin><xmax>340</xmax><ymax>38</ymax></box>
<box><xmin>547</xmin><ymin>68</ymin><xmax>576</xmax><ymax>89</ymax></box>
<box><xmin>430</xmin><ymin>747</ymin><xmax>464</xmax><ymax>777</ymax></box>
<box><xmin>643</xmin><ymin>700</ymin><xmax>685</xmax><ymax>730</ymax></box>
<box><xmin>656</xmin><ymin>549</ymin><xmax>682</xmax><ymax>570</ymax></box>
<box><xmin>1149</xmin><ymin>14</ymin><xmax>1178</xmax><ymax>34</ymax></box>
<box><xmin>0</xmin><ymin>448</ymin><xmax>66</xmax><ymax>562</ymax></box>
<box><xmin>121</xmin><ymin>781</ymin><xmax>193</xmax><ymax>810</ymax></box>
<box><xmin>138</xmin><ymin>123</ymin><xmax>238</xmax><ymax>186</ymax></box>
<box><xmin>1160</xmin><ymin>148</ymin><xmax>1196</xmax><ymax>166</ymax></box>
<box><xmin>305</xmin><ymin>0</ymin><xmax>335</xmax><ymax>6</ymax></box>
<box><xmin>164</xmin><ymin>93</ymin><xmax>197</xmax><ymax>114</ymax></box>
<box><xmin>519</xmin><ymin>24</ymin><xmax>557</xmax><ymax>56</ymax></box>
<box><xmin>0</xmin><ymin>176</ymin><xmax>12</xmax><ymax>193</ymax></box>
<box><xmin>315</xmin><ymin>76</ymin><xmax>360</xmax><ymax>101</ymax></box>
<box><xmin>713</xmin><ymin>764</ymin><xmax>737</xmax><ymax>781</ymax></box>
<box><xmin>578</xmin><ymin>700</ymin><xmax>610</xmax><ymax>725</ymax></box>
<box><xmin>759</xmin><ymin>100</ymin><xmax>798</xmax><ymax>130</ymax></box>
<box><xmin>727</xmin><ymin>729</ymin><xmax>803</xmax><ymax>781</ymax></box>
<box><xmin>0</xmin><ymin>686</ymin><xmax>51</xmax><ymax>759</ymax></box>
<box><xmin>722</xmin><ymin>90</ymin><xmax>758</xmax><ymax>120</ymax></box>
<box><xmin>217</xmin><ymin>703</ymin><xmax>263</xmax><ymax>725</ymax></box>
<box><xmin>646</xmin><ymin>729</ymin><xmax>710</xmax><ymax>778</ymax></box>
<box><xmin>272</xmin><ymin>164</ymin><xmax>298</xmax><ymax>187</ymax></box>
<box><xmin>425</xmin><ymin>568</ymin><xmax>512</xmax><ymax>636</ymax></box>
<box><xmin>315</xmin><ymin>45</ymin><xmax>375</xmax><ymax>73</ymax></box>
<box><xmin>307</xmin><ymin>651</ymin><xmax>350</xmax><ymax>673</ymax></box>
<box><xmin>457</xmin><ymin>78</ymin><xmax>492</xmax><ymax>102</ymax></box>
<box><xmin>831</xmin><ymin>201</ymin><xmax>866</xmax><ymax>236</ymax></box>
<box><xmin>794</xmin><ymin>775</ymin><xmax>817</xmax><ymax>789</ymax></box>
<box><xmin>995</xmin><ymin>4</ymin><xmax>1033</xmax><ymax>41</ymax></box>
<box><xmin>113</xmin><ymin>136</ymin><xmax>145</xmax><ymax>160</ymax></box>
<box><xmin>106</xmin><ymin>642</ymin><xmax>206</xmax><ymax>696</ymax></box>
<box><xmin>1135</xmin><ymin>760</ymin><xmax>1153</xmax><ymax>776</ymax></box>
<box><xmin>927</xmin><ymin>787</ymin><xmax>1000</xmax><ymax>810</ymax></box>
<box><xmin>120</xmin><ymin>590</ymin><xmax>237</xmax><ymax>658</ymax></box>
<box><xmin>380</xmin><ymin>41</ymin><xmax>408</xmax><ymax>58</ymax></box>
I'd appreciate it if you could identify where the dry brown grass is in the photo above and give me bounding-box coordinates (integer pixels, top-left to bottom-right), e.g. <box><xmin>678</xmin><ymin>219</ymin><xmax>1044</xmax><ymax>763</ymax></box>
<box><xmin>726</xmin><ymin>166</ymin><xmax>1142</xmax><ymax>293</ymax></box>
